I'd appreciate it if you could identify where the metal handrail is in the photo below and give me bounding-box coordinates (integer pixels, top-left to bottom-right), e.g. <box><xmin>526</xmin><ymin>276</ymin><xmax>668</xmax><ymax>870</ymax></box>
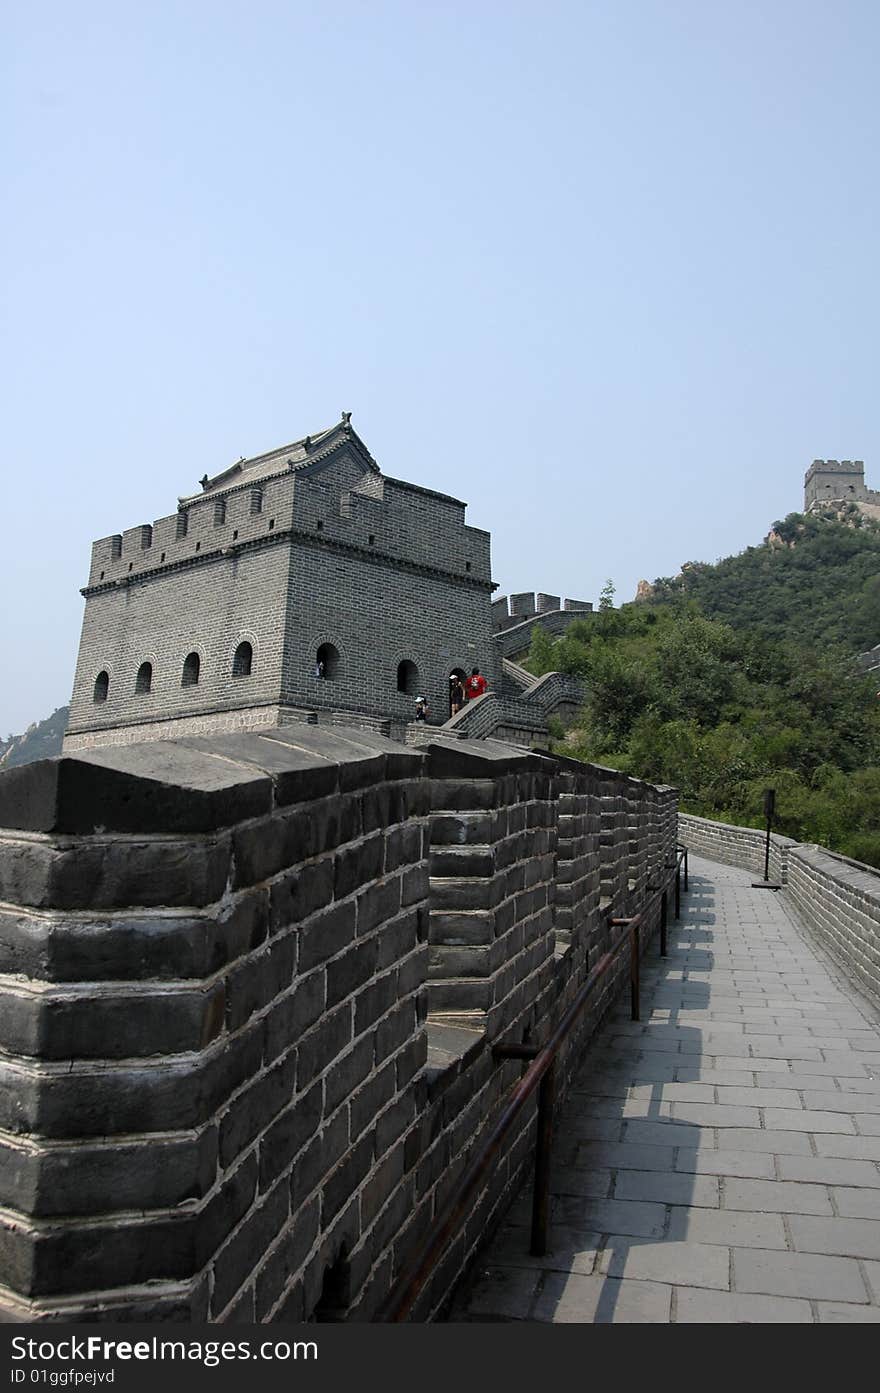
<box><xmin>380</xmin><ymin>844</ymin><xmax>689</xmax><ymax>1321</ymax></box>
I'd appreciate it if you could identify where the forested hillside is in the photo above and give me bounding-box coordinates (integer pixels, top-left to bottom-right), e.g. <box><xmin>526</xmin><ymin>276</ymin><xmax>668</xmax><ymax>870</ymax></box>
<box><xmin>651</xmin><ymin>506</ymin><xmax>880</xmax><ymax>654</ymax></box>
<box><xmin>527</xmin><ymin>513</ymin><xmax>880</xmax><ymax>867</ymax></box>
<box><xmin>0</xmin><ymin>707</ymin><xmax>68</xmax><ymax>769</ymax></box>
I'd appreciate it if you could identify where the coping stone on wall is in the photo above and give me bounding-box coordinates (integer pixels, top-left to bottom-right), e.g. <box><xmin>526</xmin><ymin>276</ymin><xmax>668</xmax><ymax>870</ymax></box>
<box><xmin>0</xmin><ymin>726</ymin><xmax>428</xmax><ymax>836</ymax></box>
<box><xmin>260</xmin><ymin>724</ymin><xmax>425</xmax><ymax>784</ymax></box>
<box><xmin>0</xmin><ymin>746</ymin><xmax>272</xmax><ymax>836</ymax></box>
<box><xmin>421</xmin><ymin>735</ymin><xmax>552</xmax><ymax>779</ymax></box>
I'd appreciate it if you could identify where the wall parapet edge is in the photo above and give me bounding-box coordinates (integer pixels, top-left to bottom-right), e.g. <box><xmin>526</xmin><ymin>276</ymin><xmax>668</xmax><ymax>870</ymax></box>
<box><xmin>0</xmin><ymin>732</ymin><xmax>678</xmax><ymax>1323</ymax></box>
<box><xmin>678</xmin><ymin>812</ymin><xmax>880</xmax><ymax>1006</ymax></box>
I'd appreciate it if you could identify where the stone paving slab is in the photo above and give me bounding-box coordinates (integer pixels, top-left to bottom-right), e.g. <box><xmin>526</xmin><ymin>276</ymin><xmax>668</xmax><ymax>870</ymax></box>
<box><xmin>816</xmin><ymin>1302</ymin><xmax>880</xmax><ymax>1322</ymax></box>
<box><xmin>452</xmin><ymin>855</ymin><xmax>880</xmax><ymax>1323</ymax></box>
<box><xmin>777</xmin><ymin>1154</ymin><xmax>880</xmax><ymax>1186</ymax></box>
<box><xmin>666</xmin><ymin>1206</ymin><xmax>788</xmax><ymax>1249</ymax></box>
<box><xmin>674</xmin><ymin>1148</ymin><xmax>776</xmax><ymax>1179</ymax></box>
<box><xmin>674</xmin><ymin>1289</ymin><xmax>812</xmax><ymax>1323</ymax></box>
<box><xmin>833</xmin><ymin>1187</ymin><xmax>880</xmax><ymax>1218</ymax></box>
<box><xmin>599</xmin><ymin>1238</ymin><xmax>729</xmax><ymax>1289</ymax></box>
<box><xmin>531</xmin><ymin>1273</ymin><xmax>671</xmax><ymax>1323</ymax></box>
<box><xmin>731</xmin><ymin>1250</ymin><xmax>867</xmax><ymax>1302</ymax></box>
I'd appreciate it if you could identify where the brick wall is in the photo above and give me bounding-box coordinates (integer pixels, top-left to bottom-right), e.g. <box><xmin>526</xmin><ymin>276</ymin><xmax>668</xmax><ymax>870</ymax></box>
<box><xmin>492</xmin><ymin>607</ymin><xmax>596</xmax><ymax>659</ymax></box>
<box><xmin>678</xmin><ymin>813</ymin><xmax>880</xmax><ymax>1004</ymax></box>
<box><xmin>678</xmin><ymin>811</ymin><xmax>793</xmax><ymax>882</ymax></box>
<box><xmin>66</xmin><ymin>437</ymin><xmax>496</xmax><ymax>749</ymax></box>
<box><xmin>0</xmin><ymin>730</ymin><xmax>678</xmax><ymax>1322</ymax></box>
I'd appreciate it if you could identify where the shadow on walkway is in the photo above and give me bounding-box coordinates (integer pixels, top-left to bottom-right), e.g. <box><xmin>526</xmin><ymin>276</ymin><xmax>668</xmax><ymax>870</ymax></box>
<box><xmin>451</xmin><ymin>860</ymin><xmax>880</xmax><ymax>1322</ymax></box>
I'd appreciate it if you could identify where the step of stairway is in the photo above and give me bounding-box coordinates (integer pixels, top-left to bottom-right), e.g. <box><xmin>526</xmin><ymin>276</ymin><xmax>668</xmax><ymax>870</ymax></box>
<box><xmin>428</xmin><ymin>844</ymin><xmax>495</xmax><ymax>878</ymax></box>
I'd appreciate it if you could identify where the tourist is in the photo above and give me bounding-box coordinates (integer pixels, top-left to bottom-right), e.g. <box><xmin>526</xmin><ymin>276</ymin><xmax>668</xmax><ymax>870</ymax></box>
<box><xmin>465</xmin><ymin>667</ymin><xmax>487</xmax><ymax>700</ymax></box>
<box><xmin>449</xmin><ymin>673</ymin><xmax>465</xmax><ymax>715</ymax></box>
<box><xmin>415</xmin><ymin>695</ymin><xmax>429</xmax><ymax>721</ymax></box>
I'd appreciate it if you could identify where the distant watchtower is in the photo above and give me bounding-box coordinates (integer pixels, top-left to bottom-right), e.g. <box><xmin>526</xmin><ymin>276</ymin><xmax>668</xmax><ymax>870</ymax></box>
<box><xmin>804</xmin><ymin>459</ymin><xmax>867</xmax><ymax>511</ymax></box>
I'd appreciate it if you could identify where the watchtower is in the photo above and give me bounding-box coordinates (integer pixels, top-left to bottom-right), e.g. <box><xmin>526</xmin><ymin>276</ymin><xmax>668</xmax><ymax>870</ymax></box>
<box><xmin>804</xmin><ymin>459</ymin><xmax>867</xmax><ymax>511</ymax></box>
<box><xmin>64</xmin><ymin>415</ymin><xmax>496</xmax><ymax>750</ymax></box>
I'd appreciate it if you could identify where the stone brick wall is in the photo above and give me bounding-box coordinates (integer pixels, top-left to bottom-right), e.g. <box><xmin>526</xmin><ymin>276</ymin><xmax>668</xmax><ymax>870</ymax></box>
<box><xmin>786</xmin><ymin>846</ymin><xmax>880</xmax><ymax>1003</ymax></box>
<box><xmin>62</xmin><ymin>702</ymin><xmax>300</xmax><ymax>752</ymax></box>
<box><xmin>0</xmin><ymin>730</ymin><xmax>678</xmax><ymax>1322</ymax></box>
<box><xmin>492</xmin><ymin>606</ymin><xmax>595</xmax><ymax>659</ymax></box>
<box><xmin>856</xmin><ymin>643</ymin><xmax>880</xmax><ymax>675</ymax></box>
<box><xmin>425</xmin><ymin>745</ymin><xmax>557</xmax><ymax>1033</ymax></box>
<box><xmin>804</xmin><ymin>458</ymin><xmax>867</xmax><ymax>509</ymax></box>
<box><xmin>678</xmin><ymin>811</ymin><xmax>793</xmax><ymax>882</ymax></box>
<box><xmin>66</xmin><ymin>426</ymin><xmax>496</xmax><ymax>750</ymax></box>
<box><xmin>442</xmin><ymin>692</ymin><xmax>548</xmax><ymax>743</ymax></box>
<box><xmin>678</xmin><ymin>813</ymin><xmax>880</xmax><ymax>1004</ymax></box>
<box><xmin>492</xmin><ymin>594</ymin><xmax>593</xmax><ymax>633</ymax></box>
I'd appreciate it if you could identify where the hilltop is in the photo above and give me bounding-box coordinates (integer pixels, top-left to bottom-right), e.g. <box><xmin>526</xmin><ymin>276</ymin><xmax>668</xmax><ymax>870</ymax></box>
<box><xmin>648</xmin><ymin>506</ymin><xmax>880</xmax><ymax>655</ymax></box>
<box><xmin>527</xmin><ymin>513</ymin><xmax>880</xmax><ymax>867</ymax></box>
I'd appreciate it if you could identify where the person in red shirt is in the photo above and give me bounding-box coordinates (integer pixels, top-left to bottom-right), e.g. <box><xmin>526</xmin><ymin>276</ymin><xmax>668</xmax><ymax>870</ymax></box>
<box><xmin>465</xmin><ymin>667</ymin><xmax>488</xmax><ymax>700</ymax></box>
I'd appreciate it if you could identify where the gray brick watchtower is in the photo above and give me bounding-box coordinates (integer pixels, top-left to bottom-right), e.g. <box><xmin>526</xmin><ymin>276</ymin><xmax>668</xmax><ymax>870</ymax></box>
<box><xmin>65</xmin><ymin>415</ymin><xmax>496</xmax><ymax>750</ymax></box>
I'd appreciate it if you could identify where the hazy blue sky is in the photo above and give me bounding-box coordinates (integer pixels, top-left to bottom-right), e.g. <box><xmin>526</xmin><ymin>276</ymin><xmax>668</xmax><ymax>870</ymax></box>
<box><xmin>3</xmin><ymin>1</ymin><xmax>879</xmax><ymax>735</ymax></box>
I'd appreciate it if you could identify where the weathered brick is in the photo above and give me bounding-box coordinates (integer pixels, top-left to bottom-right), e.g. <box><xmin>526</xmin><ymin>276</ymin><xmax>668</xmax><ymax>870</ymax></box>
<box><xmin>211</xmin><ymin>1177</ymin><xmax>290</xmax><ymax>1315</ymax></box>
<box><xmin>296</xmin><ymin>1005</ymin><xmax>352</xmax><ymax>1091</ymax></box>
<box><xmin>327</xmin><ymin>939</ymin><xmax>380</xmax><ymax>1009</ymax></box>
<box><xmin>321</xmin><ymin>1134</ymin><xmax>374</xmax><ymax>1226</ymax></box>
<box><xmin>298</xmin><ymin>901</ymin><xmax>356</xmax><ymax>972</ymax></box>
<box><xmin>258</xmin><ymin>1081</ymin><xmax>323</xmax><ymax>1190</ymax></box>
<box><xmin>324</xmin><ymin>1036</ymin><xmax>375</xmax><ymax>1115</ymax></box>
<box><xmin>335</xmin><ymin>835</ymin><xmax>384</xmax><ymax>899</ymax></box>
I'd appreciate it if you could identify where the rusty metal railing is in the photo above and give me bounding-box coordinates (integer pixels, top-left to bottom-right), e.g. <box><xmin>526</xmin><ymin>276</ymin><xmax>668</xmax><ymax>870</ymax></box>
<box><xmin>380</xmin><ymin>843</ymin><xmax>690</xmax><ymax>1321</ymax></box>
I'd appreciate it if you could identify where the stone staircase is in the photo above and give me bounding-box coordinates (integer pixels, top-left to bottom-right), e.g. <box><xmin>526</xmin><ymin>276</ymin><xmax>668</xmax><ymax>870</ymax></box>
<box><xmin>427</xmin><ymin>804</ymin><xmax>501</xmax><ymax>1029</ymax></box>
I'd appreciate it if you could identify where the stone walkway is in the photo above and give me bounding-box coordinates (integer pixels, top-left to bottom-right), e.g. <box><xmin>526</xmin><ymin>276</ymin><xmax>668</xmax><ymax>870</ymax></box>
<box><xmin>453</xmin><ymin>855</ymin><xmax>880</xmax><ymax>1322</ymax></box>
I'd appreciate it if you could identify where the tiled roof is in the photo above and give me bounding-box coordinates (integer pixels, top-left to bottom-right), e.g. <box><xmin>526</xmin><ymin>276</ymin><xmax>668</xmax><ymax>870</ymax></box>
<box><xmin>179</xmin><ymin>415</ymin><xmax>374</xmax><ymax>503</ymax></box>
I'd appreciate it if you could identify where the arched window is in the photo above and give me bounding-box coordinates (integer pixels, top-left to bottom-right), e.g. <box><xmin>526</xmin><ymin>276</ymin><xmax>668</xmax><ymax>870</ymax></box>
<box><xmin>233</xmin><ymin>641</ymin><xmax>253</xmax><ymax>677</ymax></box>
<box><xmin>397</xmin><ymin>660</ymin><xmax>419</xmax><ymax>694</ymax></box>
<box><xmin>316</xmin><ymin>643</ymin><xmax>340</xmax><ymax>680</ymax></box>
<box><xmin>135</xmin><ymin>661</ymin><xmax>153</xmax><ymax>694</ymax></box>
<box><xmin>182</xmin><ymin>652</ymin><xmax>200</xmax><ymax>687</ymax></box>
<box><xmin>214</xmin><ymin>498</ymin><xmax>226</xmax><ymax>526</ymax></box>
<box><xmin>176</xmin><ymin>511</ymin><xmax>189</xmax><ymax>539</ymax></box>
<box><xmin>93</xmin><ymin>671</ymin><xmax>109</xmax><ymax>703</ymax></box>
<box><xmin>250</xmin><ymin>489</ymin><xmax>263</xmax><ymax>515</ymax></box>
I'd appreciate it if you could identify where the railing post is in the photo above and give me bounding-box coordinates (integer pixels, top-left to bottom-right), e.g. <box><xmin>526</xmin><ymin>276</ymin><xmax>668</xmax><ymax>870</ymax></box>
<box><xmin>683</xmin><ymin>847</ymin><xmax>689</xmax><ymax>891</ymax></box>
<box><xmin>630</xmin><ymin>921</ymin><xmax>640</xmax><ymax>1021</ymax></box>
<box><xmin>675</xmin><ymin>864</ymin><xmax>681</xmax><ymax>920</ymax></box>
<box><xmin>660</xmin><ymin>890</ymin><xmax>668</xmax><ymax>957</ymax></box>
<box><xmin>530</xmin><ymin>1058</ymin><xmax>556</xmax><ymax>1257</ymax></box>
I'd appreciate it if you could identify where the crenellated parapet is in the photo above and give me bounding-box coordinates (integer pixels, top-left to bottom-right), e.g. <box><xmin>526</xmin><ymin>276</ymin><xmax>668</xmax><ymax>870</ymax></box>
<box><xmin>0</xmin><ymin>728</ymin><xmax>677</xmax><ymax>1322</ymax></box>
<box><xmin>65</xmin><ymin>417</ymin><xmax>498</xmax><ymax>753</ymax></box>
<box><xmin>804</xmin><ymin>458</ymin><xmax>869</xmax><ymax>510</ymax></box>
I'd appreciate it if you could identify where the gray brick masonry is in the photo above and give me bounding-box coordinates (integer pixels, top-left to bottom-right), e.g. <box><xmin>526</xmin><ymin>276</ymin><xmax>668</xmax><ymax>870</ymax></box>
<box><xmin>679</xmin><ymin>813</ymin><xmax>880</xmax><ymax>1003</ymax></box>
<box><xmin>0</xmin><ymin>728</ymin><xmax>677</xmax><ymax>1322</ymax></box>
<box><xmin>65</xmin><ymin>420</ymin><xmax>497</xmax><ymax>749</ymax></box>
<box><xmin>452</xmin><ymin>853</ymin><xmax>880</xmax><ymax>1324</ymax></box>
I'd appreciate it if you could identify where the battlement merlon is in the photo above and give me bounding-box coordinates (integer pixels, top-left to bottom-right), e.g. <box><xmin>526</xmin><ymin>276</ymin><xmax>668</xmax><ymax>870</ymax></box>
<box><xmin>804</xmin><ymin>458</ymin><xmax>865</xmax><ymax>485</ymax></box>
<box><xmin>82</xmin><ymin>419</ymin><xmax>493</xmax><ymax>590</ymax></box>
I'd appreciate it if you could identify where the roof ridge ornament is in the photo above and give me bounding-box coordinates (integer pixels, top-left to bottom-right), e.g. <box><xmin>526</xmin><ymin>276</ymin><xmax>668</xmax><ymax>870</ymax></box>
<box><xmin>341</xmin><ymin>411</ymin><xmax>352</xmax><ymax>427</ymax></box>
